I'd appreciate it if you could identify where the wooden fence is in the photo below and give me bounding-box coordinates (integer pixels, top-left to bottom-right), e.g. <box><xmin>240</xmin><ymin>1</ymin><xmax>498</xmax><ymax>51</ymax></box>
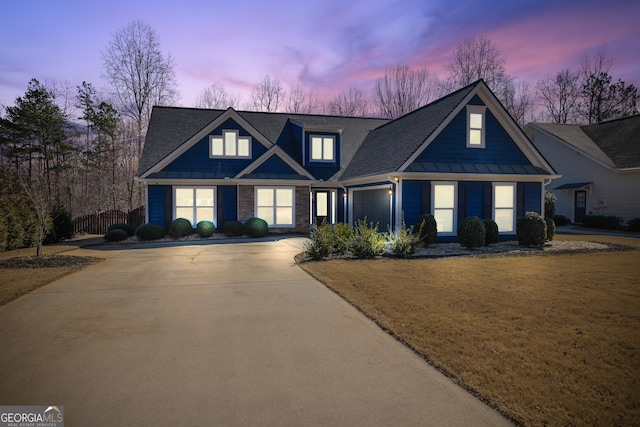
<box><xmin>73</xmin><ymin>206</ymin><xmax>145</xmax><ymax>235</ymax></box>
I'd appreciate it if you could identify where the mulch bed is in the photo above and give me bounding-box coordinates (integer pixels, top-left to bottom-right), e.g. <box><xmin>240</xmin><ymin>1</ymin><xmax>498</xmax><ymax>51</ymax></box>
<box><xmin>0</xmin><ymin>255</ymin><xmax>103</xmax><ymax>269</ymax></box>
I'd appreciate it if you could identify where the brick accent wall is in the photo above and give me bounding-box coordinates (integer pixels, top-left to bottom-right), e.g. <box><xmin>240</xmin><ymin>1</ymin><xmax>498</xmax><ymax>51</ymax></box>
<box><xmin>238</xmin><ymin>185</ymin><xmax>310</xmax><ymax>234</ymax></box>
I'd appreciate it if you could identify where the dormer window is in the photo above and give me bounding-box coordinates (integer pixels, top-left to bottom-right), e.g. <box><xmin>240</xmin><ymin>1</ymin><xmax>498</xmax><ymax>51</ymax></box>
<box><xmin>466</xmin><ymin>105</ymin><xmax>486</xmax><ymax>148</ymax></box>
<box><xmin>310</xmin><ymin>135</ymin><xmax>335</xmax><ymax>162</ymax></box>
<box><xmin>210</xmin><ymin>130</ymin><xmax>251</xmax><ymax>158</ymax></box>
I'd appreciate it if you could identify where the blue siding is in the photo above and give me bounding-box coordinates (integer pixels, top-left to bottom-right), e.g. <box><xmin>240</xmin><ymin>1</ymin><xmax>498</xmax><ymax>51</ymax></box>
<box><xmin>412</xmin><ymin>106</ymin><xmax>531</xmax><ymax>166</ymax></box>
<box><xmin>463</xmin><ymin>182</ymin><xmax>485</xmax><ymax>218</ymax></box>
<box><xmin>161</xmin><ymin>118</ymin><xmax>268</xmax><ymax>177</ymax></box>
<box><xmin>253</xmin><ymin>155</ymin><xmax>300</xmax><ymax>175</ymax></box>
<box><xmin>402</xmin><ymin>180</ymin><xmax>424</xmax><ymax>227</ymax></box>
<box><xmin>217</xmin><ymin>185</ymin><xmax>237</xmax><ymax>227</ymax></box>
<box><xmin>518</xmin><ymin>182</ymin><xmax>542</xmax><ymax>216</ymax></box>
<box><xmin>148</xmin><ymin>185</ymin><xmax>170</xmax><ymax>226</ymax></box>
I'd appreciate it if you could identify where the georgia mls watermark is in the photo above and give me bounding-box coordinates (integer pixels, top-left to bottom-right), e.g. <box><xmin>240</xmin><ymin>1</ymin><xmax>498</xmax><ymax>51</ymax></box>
<box><xmin>0</xmin><ymin>406</ymin><xmax>63</xmax><ymax>427</ymax></box>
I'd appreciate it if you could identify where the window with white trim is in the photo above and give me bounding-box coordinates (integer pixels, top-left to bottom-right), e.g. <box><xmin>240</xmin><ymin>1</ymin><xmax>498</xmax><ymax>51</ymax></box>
<box><xmin>432</xmin><ymin>182</ymin><xmax>457</xmax><ymax>235</ymax></box>
<box><xmin>310</xmin><ymin>135</ymin><xmax>335</xmax><ymax>161</ymax></box>
<box><xmin>493</xmin><ymin>183</ymin><xmax>516</xmax><ymax>233</ymax></box>
<box><xmin>210</xmin><ymin>130</ymin><xmax>251</xmax><ymax>158</ymax></box>
<box><xmin>467</xmin><ymin>105</ymin><xmax>486</xmax><ymax>148</ymax></box>
<box><xmin>174</xmin><ymin>187</ymin><xmax>215</xmax><ymax>225</ymax></box>
<box><xmin>255</xmin><ymin>187</ymin><xmax>295</xmax><ymax>227</ymax></box>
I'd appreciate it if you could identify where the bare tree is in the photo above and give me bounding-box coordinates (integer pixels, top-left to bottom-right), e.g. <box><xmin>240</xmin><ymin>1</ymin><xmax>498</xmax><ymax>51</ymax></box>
<box><xmin>195</xmin><ymin>84</ymin><xmax>240</xmax><ymax>109</ymax></box>
<box><xmin>17</xmin><ymin>170</ymin><xmax>51</xmax><ymax>257</ymax></box>
<box><xmin>101</xmin><ymin>20</ymin><xmax>179</xmax><ymax>157</ymax></box>
<box><xmin>251</xmin><ymin>75</ymin><xmax>285</xmax><ymax>112</ymax></box>
<box><xmin>286</xmin><ymin>82</ymin><xmax>320</xmax><ymax>114</ymax></box>
<box><xmin>536</xmin><ymin>69</ymin><xmax>581</xmax><ymax>123</ymax></box>
<box><xmin>446</xmin><ymin>35</ymin><xmax>512</xmax><ymax>93</ymax></box>
<box><xmin>327</xmin><ymin>87</ymin><xmax>370</xmax><ymax>117</ymax></box>
<box><xmin>499</xmin><ymin>80</ymin><xmax>534</xmax><ymax>127</ymax></box>
<box><xmin>374</xmin><ymin>64</ymin><xmax>439</xmax><ymax>118</ymax></box>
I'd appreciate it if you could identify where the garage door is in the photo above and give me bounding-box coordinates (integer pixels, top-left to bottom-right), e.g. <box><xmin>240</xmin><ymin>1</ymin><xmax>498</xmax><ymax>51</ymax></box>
<box><xmin>352</xmin><ymin>188</ymin><xmax>391</xmax><ymax>231</ymax></box>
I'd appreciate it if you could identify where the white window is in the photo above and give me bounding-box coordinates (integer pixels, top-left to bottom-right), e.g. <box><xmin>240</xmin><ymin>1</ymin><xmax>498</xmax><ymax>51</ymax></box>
<box><xmin>174</xmin><ymin>187</ymin><xmax>215</xmax><ymax>225</ymax></box>
<box><xmin>467</xmin><ymin>105</ymin><xmax>486</xmax><ymax>148</ymax></box>
<box><xmin>432</xmin><ymin>182</ymin><xmax>457</xmax><ymax>235</ymax></box>
<box><xmin>256</xmin><ymin>187</ymin><xmax>295</xmax><ymax>227</ymax></box>
<box><xmin>310</xmin><ymin>135</ymin><xmax>335</xmax><ymax>161</ymax></box>
<box><xmin>210</xmin><ymin>130</ymin><xmax>251</xmax><ymax>158</ymax></box>
<box><xmin>493</xmin><ymin>183</ymin><xmax>516</xmax><ymax>233</ymax></box>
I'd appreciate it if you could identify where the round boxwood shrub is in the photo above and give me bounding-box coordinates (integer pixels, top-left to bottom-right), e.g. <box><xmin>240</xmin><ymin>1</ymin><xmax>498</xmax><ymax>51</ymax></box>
<box><xmin>135</xmin><ymin>223</ymin><xmax>166</xmax><ymax>241</ymax></box>
<box><xmin>482</xmin><ymin>218</ymin><xmax>500</xmax><ymax>246</ymax></box>
<box><xmin>459</xmin><ymin>216</ymin><xmax>486</xmax><ymax>249</ymax></box>
<box><xmin>168</xmin><ymin>218</ymin><xmax>193</xmax><ymax>238</ymax></box>
<box><xmin>244</xmin><ymin>217</ymin><xmax>269</xmax><ymax>238</ymax></box>
<box><xmin>415</xmin><ymin>214</ymin><xmax>437</xmax><ymax>246</ymax></box>
<box><xmin>196</xmin><ymin>220</ymin><xmax>216</xmax><ymax>238</ymax></box>
<box><xmin>517</xmin><ymin>212</ymin><xmax>547</xmax><ymax>247</ymax></box>
<box><xmin>222</xmin><ymin>221</ymin><xmax>244</xmax><ymax>237</ymax></box>
<box><xmin>544</xmin><ymin>217</ymin><xmax>555</xmax><ymax>241</ymax></box>
<box><xmin>104</xmin><ymin>228</ymin><xmax>129</xmax><ymax>242</ymax></box>
<box><xmin>108</xmin><ymin>223</ymin><xmax>135</xmax><ymax>237</ymax></box>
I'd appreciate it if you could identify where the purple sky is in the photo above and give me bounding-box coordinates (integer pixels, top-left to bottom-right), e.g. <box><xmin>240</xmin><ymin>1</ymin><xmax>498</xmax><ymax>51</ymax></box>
<box><xmin>1</xmin><ymin>0</ymin><xmax>638</xmax><ymax>111</ymax></box>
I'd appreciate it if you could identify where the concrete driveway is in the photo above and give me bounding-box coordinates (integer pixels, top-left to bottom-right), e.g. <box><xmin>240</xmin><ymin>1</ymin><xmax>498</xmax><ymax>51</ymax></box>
<box><xmin>0</xmin><ymin>238</ymin><xmax>511</xmax><ymax>426</ymax></box>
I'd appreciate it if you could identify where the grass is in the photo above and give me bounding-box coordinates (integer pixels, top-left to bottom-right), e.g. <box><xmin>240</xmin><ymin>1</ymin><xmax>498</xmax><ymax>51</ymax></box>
<box><xmin>0</xmin><ymin>239</ymin><xmax>103</xmax><ymax>306</ymax></box>
<box><xmin>299</xmin><ymin>235</ymin><xmax>640</xmax><ymax>426</ymax></box>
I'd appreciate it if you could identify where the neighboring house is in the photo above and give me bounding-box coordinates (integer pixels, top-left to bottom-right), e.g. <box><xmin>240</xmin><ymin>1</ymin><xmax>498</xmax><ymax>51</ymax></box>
<box><xmin>137</xmin><ymin>80</ymin><xmax>557</xmax><ymax>240</ymax></box>
<box><xmin>525</xmin><ymin>115</ymin><xmax>640</xmax><ymax>223</ymax></box>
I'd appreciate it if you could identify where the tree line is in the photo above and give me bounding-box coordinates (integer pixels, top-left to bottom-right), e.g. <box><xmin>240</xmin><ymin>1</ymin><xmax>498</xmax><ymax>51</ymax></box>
<box><xmin>0</xmin><ymin>21</ymin><xmax>637</xmax><ymax>254</ymax></box>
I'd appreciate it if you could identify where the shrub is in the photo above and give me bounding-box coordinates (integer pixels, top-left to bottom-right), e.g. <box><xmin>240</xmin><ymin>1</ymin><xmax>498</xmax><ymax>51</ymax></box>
<box><xmin>135</xmin><ymin>223</ymin><xmax>166</xmax><ymax>241</ymax></box>
<box><xmin>104</xmin><ymin>228</ymin><xmax>129</xmax><ymax>242</ymax></box>
<box><xmin>553</xmin><ymin>215</ymin><xmax>570</xmax><ymax>226</ymax></box>
<box><xmin>49</xmin><ymin>203</ymin><xmax>74</xmax><ymax>242</ymax></box>
<box><xmin>627</xmin><ymin>218</ymin><xmax>640</xmax><ymax>233</ymax></box>
<box><xmin>107</xmin><ymin>223</ymin><xmax>135</xmax><ymax>237</ymax></box>
<box><xmin>544</xmin><ymin>191</ymin><xmax>557</xmax><ymax>218</ymax></box>
<box><xmin>517</xmin><ymin>212</ymin><xmax>547</xmax><ymax>247</ymax></box>
<box><xmin>459</xmin><ymin>216</ymin><xmax>486</xmax><ymax>249</ymax></box>
<box><xmin>168</xmin><ymin>218</ymin><xmax>193</xmax><ymax>238</ymax></box>
<box><xmin>222</xmin><ymin>221</ymin><xmax>244</xmax><ymax>237</ymax></box>
<box><xmin>196</xmin><ymin>220</ymin><xmax>216</xmax><ymax>238</ymax></box>
<box><xmin>332</xmin><ymin>222</ymin><xmax>353</xmax><ymax>255</ymax></box>
<box><xmin>0</xmin><ymin>211</ymin><xmax>7</xmax><ymax>252</ymax></box>
<box><xmin>244</xmin><ymin>217</ymin><xmax>269</xmax><ymax>238</ymax></box>
<box><xmin>544</xmin><ymin>217</ymin><xmax>556</xmax><ymax>241</ymax></box>
<box><xmin>581</xmin><ymin>215</ymin><xmax>622</xmax><ymax>230</ymax></box>
<box><xmin>304</xmin><ymin>220</ymin><xmax>334</xmax><ymax>260</ymax></box>
<box><xmin>415</xmin><ymin>214</ymin><xmax>437</xmax><ymax>246</ymax></box>
<box><xmin>4</xmin><ymin>205</ymin><xmax>26</xmax><ymax>251</ymax></box>
<box><xmin>482</xmin><ymin>218</ymin><xmax>500</xmax><ymax>246</ymax></box>
<box><xmin>350</xmin><ymin>218</ymin><xmax>386</xmax><ymax>259</ymax></box>
<box><xmin>388</xmin><ymin>217</ymin><xmax>422</xmax><ymax>258</ymax></box>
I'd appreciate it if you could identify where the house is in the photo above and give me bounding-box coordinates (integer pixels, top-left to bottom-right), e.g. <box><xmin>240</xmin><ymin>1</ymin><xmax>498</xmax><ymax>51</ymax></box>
<box><xmin>136</xmin><ymin>80</ymin><xmax>558</xmax><ymax>240</ymax></box>
<box><xmin>525</xmin><ymin>115</ymin><xmax>640</xmax><ymax>223</ymax></box>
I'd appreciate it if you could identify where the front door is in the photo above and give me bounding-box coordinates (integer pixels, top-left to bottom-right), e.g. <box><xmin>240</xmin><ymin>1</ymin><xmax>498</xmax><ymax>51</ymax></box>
<box><xmin>574</xmin><ymin>190</ymin><xmax>587</xmax><ymax>222</ymax></box>
<box><xmin>313</xmin><ymin>190</ymin><xmax>334</xmax><ymax>224</ymax></box>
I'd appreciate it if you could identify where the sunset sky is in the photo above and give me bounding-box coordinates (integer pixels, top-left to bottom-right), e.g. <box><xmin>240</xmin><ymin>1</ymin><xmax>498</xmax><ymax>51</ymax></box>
<box><xmin>1</xmin><ymin>0</ymin><xmax>638</xmax><ymax>111</ymax></box>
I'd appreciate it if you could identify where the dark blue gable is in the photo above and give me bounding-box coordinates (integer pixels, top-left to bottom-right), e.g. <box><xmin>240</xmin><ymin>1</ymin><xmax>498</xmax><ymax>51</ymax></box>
<box><xmin>242</xmin><ymin>154</ymin><xmax>310</xmax><ymax>180</ymax></box>
<box><xmin>409</xmin><ymin>99</ymin><xmax>531</xmax><ymax>168</ymax></box>
<box><xmin>159</xmin><ymin>118</ymin><xmax>269</xmax><ymax>179</ymax></box>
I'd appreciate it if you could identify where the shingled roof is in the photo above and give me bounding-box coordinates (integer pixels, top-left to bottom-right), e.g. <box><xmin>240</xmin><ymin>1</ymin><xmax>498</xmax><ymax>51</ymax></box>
<box><xmin>340</xmin><ymin>81</ymin><xmax>478</xmax><ymax>180</ymax></box>
<box><xmin>531</xmin><ymin>114</ymin><xmax>640</xmax><ymax>169</ymax></box>
<box><xmin>137</xmin><ymin>107</ymin><xmax>389</xmax><ymax>180</ymax></box>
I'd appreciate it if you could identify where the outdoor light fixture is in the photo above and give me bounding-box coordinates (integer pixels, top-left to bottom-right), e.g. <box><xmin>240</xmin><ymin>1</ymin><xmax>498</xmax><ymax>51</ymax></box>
<box><xmin>388</xmin><ymin>187</ymin><xmax>393</xmax><ymax>195</ymax></box>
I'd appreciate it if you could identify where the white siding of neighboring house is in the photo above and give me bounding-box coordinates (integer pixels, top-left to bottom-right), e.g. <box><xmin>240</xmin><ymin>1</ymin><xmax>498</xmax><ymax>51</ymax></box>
<box><xmin>528</xmin><ymin>129</ymin><xmax>640</xmax><ymax>223</ymax></box>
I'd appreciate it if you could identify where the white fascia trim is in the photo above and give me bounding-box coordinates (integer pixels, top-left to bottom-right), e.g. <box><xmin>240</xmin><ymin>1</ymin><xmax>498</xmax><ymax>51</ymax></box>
<box><xmin>525</xmin><ymin>123</ymin><xmax>616</xmax><ymax>171</ymax></box>
<box><xmin>143</xmin><ymin>178</ymin><xmax>314</xmax><ymax>186</ymax></box>
<box><xmin>339</xmin><ymin>173</ymin><xmax>399</xmax><ymax>187</ymax></box>
<box><xmin>140</xmin><ymin>108</ymin><xmax>274</xmax><ymax>178</ymax></box>
<box><xmin>234</xmin><ymin>145</ymin><xmax>316</xmax><ymax>180</ymax></box>
<box><xmin>383</xmin><ymin>172</ymin><xmax>560</xmax><ymax>183</ymax></box>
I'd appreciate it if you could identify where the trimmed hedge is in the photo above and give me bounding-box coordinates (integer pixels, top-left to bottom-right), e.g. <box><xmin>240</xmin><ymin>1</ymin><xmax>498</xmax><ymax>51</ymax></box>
<box><xmin>482</xmin><ymin>218</ymin><xmax>500</xmax><ymax>245</ymax></box>
<box><xmin>196</xmin><ymin>220</ymin><xmax>216</xmax><ymax>238</ymax></box>
<box><xmin>582</xmin><ymin>215</ymin><xmax>622</xmax><ymax>230</ymax></box>
<box><xmin>168</xmin><ymin>218</ymin><xmax>193</xmax><ymax>238</ymax></box>
<box><xmin>544</xmin><ymin>217</ymin><xmax>555</xmax><ymax>241</ymax></box>
<box><xmin>415</xmin><ymin>214</ymin><xmax>438</xmax><ymax>246</ymax></box>
<box><xmin>459</xmin><ymin>216</ymin><xmax>485</xmax><ymax>249</ymax></box>
<box><xmin>136</xmin><ymin>223</ymin><xmax>166</xmax><ymax>241</ymax></box>
<box><xmin>104</xmin><ymin>228</ymin><xmax>129</xmax><ymax>242</ymax></box>
<box><xmin>222</xmin><ymin>221</ymin><xmax>244</xmax><ymax>237</ymax></box>
<box><xmin>108</xmin><ymin>223</ymin><xmax>135</xmax><ymax>236</ymax></box>
<box><xmin>553</xmin><ymin>215</ymin><xmax>570</xmax><ymax>226</ymax></box>
<box><xmin>244</xmin><ymin>217</ymin><xmax>269</xmax><ymax>238</ymax></box>
<box><xmin>517</xmin><ymin>212</ymin><xmax>547</xmax><ymax>247</ymax></box>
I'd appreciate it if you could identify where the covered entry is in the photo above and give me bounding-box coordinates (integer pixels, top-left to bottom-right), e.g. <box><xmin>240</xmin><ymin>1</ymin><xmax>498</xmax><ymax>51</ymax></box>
<box><xmin>351</xmin><ymin>186</ymin><xmax>392</xmax><ymax>230</ymax></box>
<box><xmin>555</xmin><ymin>182</ymin><xmax>592</xmax><ymax>223</ymax></box>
